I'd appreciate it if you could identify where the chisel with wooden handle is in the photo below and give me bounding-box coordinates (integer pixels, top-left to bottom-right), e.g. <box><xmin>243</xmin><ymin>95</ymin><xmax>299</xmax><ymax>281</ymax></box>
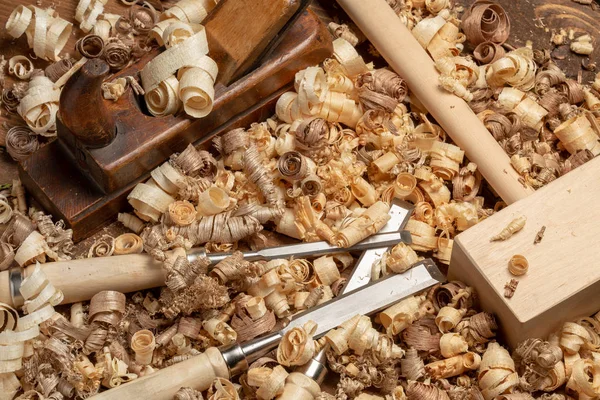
<box><xmin>89</xmin><ymin>259</ymin><xmax>443</xmax><ymax>400</ymax></box>
<box><xmin>0</xmin><ymin>229</ymin><xmax>410</xmax><ymax>308</ymax></box>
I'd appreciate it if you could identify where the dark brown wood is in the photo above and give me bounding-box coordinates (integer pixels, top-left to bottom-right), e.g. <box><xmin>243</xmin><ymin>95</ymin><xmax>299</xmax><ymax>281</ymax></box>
<box><xmin>204</xmin><ymin>0</ymin><xmax>301</xmax><ymax>85</ymax></box>
<box><xmin>58</xmin><ymin>59</ymin><xmax>116</xmax><ymax>148</ymax></box>
<box><xmin>55</xmin><ymin>9</ymin><xmax>332</xmax><ymax>194</ymax></box>
<box><xmin>19</xmin><ymin>10</ymin><xmax>333</xmax><ymax>242</ymax></box>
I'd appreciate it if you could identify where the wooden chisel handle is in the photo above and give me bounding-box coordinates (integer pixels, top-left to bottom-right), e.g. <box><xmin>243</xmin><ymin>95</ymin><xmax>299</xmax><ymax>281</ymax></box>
<box><xmin>277</xmin><ymin>372</ymin><xmax>321</xmax><ymax>400</ymax></box>
<box><xmin>335</xmin><ymin>0</ymin><xmax>534</xmax><ymax>204</ymax></box>
<box><xmin>0</xmin><ymin>254</ymin><xmax>164</xmax><ymax>307</ymax></box>
<box><xmin>90</xmin><ymin>347</ymin><xmax>229</xmax><ymax>400</ymax></box>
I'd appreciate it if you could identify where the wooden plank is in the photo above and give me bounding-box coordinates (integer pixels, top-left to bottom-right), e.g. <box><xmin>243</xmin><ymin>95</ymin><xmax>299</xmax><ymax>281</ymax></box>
<box><xmin>448</xmin><ymin>155</ymin><xmax>600</xmax><ymax>348</ymax></box>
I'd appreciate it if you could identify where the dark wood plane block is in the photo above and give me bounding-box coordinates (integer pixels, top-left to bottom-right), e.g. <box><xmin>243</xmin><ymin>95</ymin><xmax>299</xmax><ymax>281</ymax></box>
<box><xmin>57</xmin><ymin>9</ymin><xmax>332</xmax><ymax>194</ymax></box>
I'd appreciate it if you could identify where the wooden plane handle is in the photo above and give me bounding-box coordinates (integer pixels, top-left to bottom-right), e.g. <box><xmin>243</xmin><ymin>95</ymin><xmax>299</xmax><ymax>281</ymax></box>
<box><xmin>336</xmin><ymin>0</ymin><xmax>534</xmax><ymax>204</ymax></box>
<box><xmin>58</xmin><ymin>59</ymin><xmax>116</xmax><ymax>148</ymax></box>
<box><xmin>90</xmin><ymin>347</ymin><xmax>229</xmax><ymax>400</ymax></box>
<box><xmin>204</xmin><ymin>0</ymin><xmax>302</xmax><ymax>85</ymax></box>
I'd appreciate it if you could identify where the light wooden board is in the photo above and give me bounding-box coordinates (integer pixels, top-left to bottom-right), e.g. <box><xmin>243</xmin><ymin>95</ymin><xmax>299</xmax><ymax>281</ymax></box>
<box><xmin>449</xmin><ymin>155</ymin><xmax>600</xmax><ymax>348</ymax></box>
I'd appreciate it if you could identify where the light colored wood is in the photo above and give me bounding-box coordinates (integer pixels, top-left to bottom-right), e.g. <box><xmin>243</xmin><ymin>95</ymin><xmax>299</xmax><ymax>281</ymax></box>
<box><xmin>0</xmin><ymin>254</ymin><xmax>165</xmax><ymax>307</ymax></box>
<box><xmin>448</xmin><ymin>155</ymin><xmax>600</xmax><ymax>348</ymax></box>
<box><xmin>90</xmin><ymin>347</ymin><xmax>229</xmax><ymax>400</ymax></box>
<box><xmin>335</xmin><ymin>0</ymin><xmax>533</xmax><ymax>204</ymax></box>
<box><xmin>0</xmin><ymin>271</ymin><xmax>10</xmax><ymax>305</ymax></box>
<box><xmin>277</xmin><ymin>372</ymin><xmax>321</xmax><ymax>400</ymax></box>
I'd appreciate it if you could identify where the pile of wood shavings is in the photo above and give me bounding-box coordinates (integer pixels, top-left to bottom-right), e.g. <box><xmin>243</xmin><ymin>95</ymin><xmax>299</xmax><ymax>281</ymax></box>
<box><xmin>2</xmin><ymin>0</ymin><xmax>598</xmax><ymax>399</ymax></box>
<box><xmin>397</xmin><ymin>0</ymin><xmax>600</xmax><ymax>190</ymax></box>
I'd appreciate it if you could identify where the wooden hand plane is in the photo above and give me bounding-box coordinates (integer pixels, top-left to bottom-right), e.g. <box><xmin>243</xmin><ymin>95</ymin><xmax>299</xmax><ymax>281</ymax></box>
<box><xmin>19</xmin><ymin>0</ymin><xmax>333</xmax><ymax>241</ymax></box>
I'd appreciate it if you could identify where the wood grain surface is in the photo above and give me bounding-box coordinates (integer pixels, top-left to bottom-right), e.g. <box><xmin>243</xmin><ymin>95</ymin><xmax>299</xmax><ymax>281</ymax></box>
<box><xmin>449</xmin><ymin>154</ymin><xmax>600</xmax><ymax>348</ymax></box>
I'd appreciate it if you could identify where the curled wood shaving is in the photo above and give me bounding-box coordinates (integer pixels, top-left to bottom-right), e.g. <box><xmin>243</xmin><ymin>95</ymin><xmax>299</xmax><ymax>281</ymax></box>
<box><xmin>401</xmin><ymin>348</ymin><xmax>425</xmax><ymax>381</ymax></box>
<box><xmin>456</xmin><ymin>312</ymin><xmax>497</xmax><ymax>350</ymax></box>
<box><xmin>440</xmin><ymin>333</ymin><xmax>469</xmax><ymax>358</ymax></box>
<box><xmin>102</xmin><ymin>76</ymin><xmax>144</xmax><ymax>101</ymax></box>
<box><xmin>386</xmin><ymin>242</ymin><xmax>419</xmax><ymax>273</ymax></box>
<box><xmin>490</xmin><ymin>215</ymin><xmax>526</xmax><ymax>241</ymax></box>
<box><xmin>8</xmin><ymin>56</ymin><xmax>34</xmax><ymax>80</ymax></box>
<box><xmin>461</xmin><ymin>0</ymin><xmax>510</xmax><ymax>46</ymax></box>
<box><xmin>380</xmin><ymin>295</ymin><xmax>430</xmax><ymax>336</ymax></box>
<box><xmin>141</xmin><ymin>27</ymin><xmax>217</xmax><ymax>118</ymax></box>
<box><xmin>554</xmin><ymin>114</ymin><xmax>600</xmax><ymax>156</ymax></box>
<box><xmin>114</xmin><ymin>233</ymin><xmax>144</xmax><ymax>255</ymax></box>
<box><xmin>162</xmin><ymin>0</ymin><xmax>217</xmax><ymax>24</ymax></box>
<box><xmin>17</xmin><ymin>74</ymin><xmax>60</xmax><ymax>136</ymax></box>
<box><xmin>508</xmin><ymin>254</ymin><xmax>528</xmax><ymax>276</ymax></box>
<box><xmin>203</xmin><ymin>318</ymin><xmax>237</xmax><ymax>345</ymax></box>
<box><xmin>207</xmin><ymin>377</ymin><xmax>240</xmax><ymax>400</ymax></box>
<box><xmin>103</xmin><ymin>38</ymin><xmax>132</xmax><ymax>71</ymax></box>
<box><xmin>45</xmin><ymin>58</ymin><xmax>73</xmax><ymax>83</ymax></box>
<box><xmin>566</xmin><ymin>358</ymin><xmax>600</xmax><ymax>398</ymax></box>
<box><xmin>513</xmin><ymin>338</ymin><xmax>563</xmax><ymax>391</ymax></box>
<box><xmin>2</xmin><ymin>87</ymin><xmax>23</xmax><ymax>114</ymax></box>
<box><xmin>328</xmin><ymin>22</ymin><xmax>359</xmax><ymax>47</ymax></box>
<box><xmin>6</xmin><ymin>5</ymin><xmax>73</xmax><ymax>61</ymax></box>
<box><xmin>76</xmin><ymin>34</ymin><xmax>104</xmax><ymax>58</ymax></box>
<box><xmin>129</xmin><ymin>4</ymin><xmax>158</xmax><ymax>36</ymax></box>
<box><xmin>277</xmin><ymin>321</ymin><xmax>317</xmax><ymax>367</ymax></box>
<box><xmin>406</xmin><ymin>381</ymin><xmax>450</xmax><ymax>400</ymax></box>
<box><xmin>473</xmin><ymin>42</ymin><xmax>506</xmax><ymax>64</ymax></box>
<box><xmin>88</xmin><ymin>235</ymin><xmax>115</xmax><ymax>258</ymax></box>
<box><xmin>161</xmin><ymin>274</ymin><xmax>229</xmax><ymax>317</ymax></box>
<box><xmin>335</xmin><ymin>201</ymin><xmax>391</xmax><ymax>247</ymax></box>
<box><xmin>231</xmin><ymin>300</ymin><xmax>276</xmax><ymax>343</ymax></box>
<box><xmin>131</xmin><ymin>329</ymin><xmax>156</xmax><ymax>365</ymax></box>
<box><xmin>425</xmin><ymin>352</ymin><xmax>482</xmax><ymax>379</ymax></box>
<box><xmin>14</xmin><ymin>231</ymin><xmax>48</xmax><ymax>266</ymax></box>
<box><xmin>5</xmin><ymin>126</ymin><xmax>40</xmax><ymax>162</ymax></box>
<box><xmin>167</xmin><ymin>200</ymin><xmax>197</xmax><ymax>226</ymax></box>
<box><xmin>478</xmin><ymin>342</ymin><xmax>519</xmax><ymax>400</ymax></box>
<box><xmin>75</xmin><ymin>0</ymin><xmax>107</xmax><ymax>33</ymax></box>
<box><xmin>174</xmin><ymin>387</ymin><xmax>204</xmax><ymax>400</ymax></box>
<box><xmin>118</xmin><ymin>213</ymin><xmax>146</xmax><ymax>234</ymax></box>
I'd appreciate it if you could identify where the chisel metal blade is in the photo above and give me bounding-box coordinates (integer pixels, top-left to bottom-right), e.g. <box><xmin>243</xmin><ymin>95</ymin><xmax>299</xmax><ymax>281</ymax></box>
<box><xmin>188</xmin><ymin>230</ymin><xmax>411</xmax><ymax>265</ymax></box>
<box><xmin>341</xmin><ymin>199</ymin><xmax>414</xmax><ymax>294</ymax></box>
<box><xmin>283</xmin><ymin>258</ymin><xmax>443</xmax><ymax>337</ymax></box>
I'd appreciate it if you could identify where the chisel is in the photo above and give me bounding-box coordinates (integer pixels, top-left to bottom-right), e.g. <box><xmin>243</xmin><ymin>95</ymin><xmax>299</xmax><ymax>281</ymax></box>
<box><xmin>89</xmin><ymin>259</ymin><xmax>443</xmax><ymax>399</ymax></box>
<box><xmin>0</xmin><ymin>228</ymin><xmax>411</xmax><ymax>308</ymax></box>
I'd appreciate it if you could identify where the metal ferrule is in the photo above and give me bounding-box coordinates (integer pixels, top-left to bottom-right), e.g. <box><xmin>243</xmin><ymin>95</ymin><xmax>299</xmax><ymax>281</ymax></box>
<box><xmin>9</xmin><ymin>267</ymin><xmax>25</xmax><ymax>308</ymax></box>
<box><xmin>295</xmin><ymin>347</ymin><xmax>328</xmax><ymax>384</ymax></box>
<box><xmin>220</xmin><ymin>332</ymin><xmax>283</xmax><ymax>376</ymax></box>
